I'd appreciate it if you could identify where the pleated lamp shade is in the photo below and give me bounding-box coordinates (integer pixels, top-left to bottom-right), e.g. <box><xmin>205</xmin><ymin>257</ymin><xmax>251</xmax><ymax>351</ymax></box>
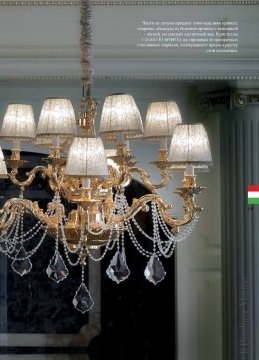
<box><xmin>101</xmin><ymin>132</ymin><xmax>143</xmax><ymax>143</ymax></box>
<box><xmin>168</xmin><ymin>123</ymin><xmax>212</xmax><ymax>166</ymax></box>
<box><xmin>65</xmin><ymin>137</ymin><xmax>109</xmax><ymax>177</ymax></box>
<box><xmin>37</xmin><ymin>98</ymin><xmax>76</xmax><ymax>138</ymax></box>
<box><xmin>99</xmin><ymin>94</ymin><xmax>143</xmax><ymax>138</ymax></box>
<box><xmin>144</xmin><ymin>101</ymin><xmax>182</xmax><ymax>140</ymax></box>
<box><xmin>0</xmin><ymin>104</ymin><xmax>36</xmax><ymax>142</ymax></box>
<box><xmin>34</xmin><ymin>135</ymin><xmax>70</xmax><ymax>149</ymax></box>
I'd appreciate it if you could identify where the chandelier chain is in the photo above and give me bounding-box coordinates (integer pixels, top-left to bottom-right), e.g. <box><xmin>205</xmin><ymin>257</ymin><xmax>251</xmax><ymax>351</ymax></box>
<box><xmin>80</xmin><ymin>0</ymin><xmax>93</xmax><ymax>85</ymax></box>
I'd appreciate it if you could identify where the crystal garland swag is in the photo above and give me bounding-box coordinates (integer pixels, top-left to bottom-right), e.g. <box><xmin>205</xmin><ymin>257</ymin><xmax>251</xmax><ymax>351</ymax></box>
<box><xmin>0</xmin><ymin>0</ymin><xmax>212</xmax><ymax>314</ymax></box>
<box><xmin>0</xmin><ymin>186</ymin><xmax>201</xmax><ymax>313</ymax></box>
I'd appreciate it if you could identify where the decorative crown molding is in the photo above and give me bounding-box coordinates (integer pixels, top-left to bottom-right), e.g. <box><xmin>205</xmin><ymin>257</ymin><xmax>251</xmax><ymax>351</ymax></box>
<box><xmin>0</xmin><ymin>1</ymin><xmax>78</xmax><ymax>5</ymax></box>
<box><xmin>0</xmin><ymin>74</ymin><xmax>259</xmax><ymax>81</ymax></box>
<box><xmin>233</xmin><ymin>91</ymin><xmax>259</xmax><ymax>108</ymax></box>
<box><xmin>198</xmin><ymin>89</ymin><xmax>259</xmax><ymax>112</ymax></box>
<box><xmin>0</xmin><ymin>0</ymin><xmax>258</xmax><ymax>5</ymax></box>
<box><xmin>198</xmin><ymin>89</ymin><xmax>231</xmax><ymax>112</ymax></box>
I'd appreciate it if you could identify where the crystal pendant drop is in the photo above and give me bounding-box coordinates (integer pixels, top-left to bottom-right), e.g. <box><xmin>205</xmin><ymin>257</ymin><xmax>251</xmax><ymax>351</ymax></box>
<box><xmin>46</xmin><ymin>251</ymin><xmax>69</xmax><ymax>283</ymax></box>
<box><xmin>73</xmin><ymin>283</ymin><xmax>94</xmax><ymax>313</ymax></box>
<box><xmin>144</xmin><ymin>255</ymin><xmax>166</xmax><ymax>285</ymax></box>
<box><xmin>106</xmin><ymin>251</ymin><xmax>130</xmax><ymax>284</ymax></box>
<box><xmin>11</xmin><ymin>247</ymin><xmax>32</xmax><ymax>276</ymax></box>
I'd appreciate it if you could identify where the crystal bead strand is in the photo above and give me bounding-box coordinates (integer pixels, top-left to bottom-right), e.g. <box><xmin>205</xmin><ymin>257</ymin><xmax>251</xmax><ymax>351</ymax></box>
<box><xmin>156</xmin><ymin>233</ymin><xmax>176</xmax><ymax>258</ymax></box>
<box><xmin>132</xmin><ymin>214</ymin><xmax>173</xmax><ymax>246</ymax></box>
<box><xmin>14</xmin><ymin>209</ymin><xmax>21</xmax><ymax>240</ymax></box>
<box><xmin>125</xmin><ymin>202</ymin><xmax>164</xmax><ymax>258</ymax></box>
<box><xmin>0</xmin><ymin>211</ymin><xmax>18</xmax><ymax>252</ymax></box>
<box><xmin>9</xmin><ymin>210</ymin><xmax>23</xmax><ymax>253</ymax></box>
<box><xmin>174</xmin><ymin>213</ymin><xmax>200</xmax><ymax>242</ymax></box>
<box><xmin>116</xmin><ymin>192</ymin><xmax>127</xmax><ymax>255</ymax></box>
<box><xmin>9</xmin><ymin>203</ymin><xmax>49</xmax><ymax>259</ymax></box>
<box><xmin>60</xmin><ymin>217</ymin><xmax>82</xmax><ymax>255</ymax></box>
<box><xmin>151</xmin><ymin>201</ymin><xmax>159</xmax><ymax>255</ymax></box>
<box><xmin>125</xmin><ymin>219</ymin><xmax>153</xmax><ymax>257</ymax></box>
<box><xmin>153</xmin><ymin>202</ymin><xmax>199</xmax><ymax>248</ymax></box>
<box><xmin>118</xmin><ymin>230</ymin><xmax>128</xmax><ymax>267</ymax></box>
<box><xmin>3</xmin><ymin>194</ymin><xmax>59</xmax><ymax>262</ymax></box>
<box><xmin>20</xmin><ymin>207</ymin><xmax>28</xmax><ymax>247</ymax></box>
<box><xmin>6</xmin><ymin>228</ymin><xmax>48</xmax><ymax>261</ymax></box>
<box><xmin>22</xmin><ymin>229</ymin><xmax>48</xmax><ymax>258</ymax></box>
<box><xmin>119</xmin><ymin>194</ymin><xmax>160</xmax><ymax>257</ymax></box>
<box><xmin>143</xmin><ymin>203</ymin><xmax>167</xmax><ymax>284</ymax></box>
<box><xmin>61</xmin><ymin>223</ymin><xmax>82</xmax><ymax>267</ymax></box>
<box><xmin>86</xmin><ymin>230</ymin><xmax>119</xmax><ymax>262</ymax></box>
<box><xmin>46</xmin><ymin>223</ymin><xmax>69</xmax><ymax>283</ymax></box>
<box><xmin>81</xmin><ymin>264</ymin><xmax>85</xmax><ymax>283</ymax></box>
<box><xmin>2</xmin><ymin>210</ymin><xmax>18</xmax><ymax>239</ymax></box>
<box><xmin>131</xmin><ymin>217</ymin><xmax>155</xmax><ymax>241</ymax></box>
<box><xmin>104</xmin><ymin>191</ymin><xmax>131</xmax><ymax>283</ymax></box>
<box><xmin>157</xmin><ymin>211</ymin><xmax>175</xmax><ymax>239</ymax></box>
<box><xmin>86</xmin><ymin>226</ymin><xmax>106</xmax><ymax>236</ymax></box>
<box><xmin>152</xmin><ymin>203</ymin><xmax>176</xmax><ymax>258</ymax></box>
<box><xmin>106</xmin><ymin>191</ymin><xmax>131</xmax><ymax>284</ymax></box>
<box><xmin>155</xmin><ymin>202</ymin><xmax>199</xmax><ymax>242</ymax></box>
<box><xmin>150</xmin><ymin>203</ymin><xmax>178</xmax><ymax>257</ymax></box>
<box><xmin>52</xmin><ymin>193</ymin><xmax>83</xmax><ymax>267</ymax></box>
<box><xmin>10</xmin><ymin>225</ymin><xmax>47</xmax><ymax>276</ymax></box>
<box><xmin>21</xmin><ymin>222</ymin><xmax>43</xmax><ymax>243</ymax></box>
<box><xmin>55</xmin><ymin>226</ymin><xmax>59</xmax><ymax>253</ymax></box>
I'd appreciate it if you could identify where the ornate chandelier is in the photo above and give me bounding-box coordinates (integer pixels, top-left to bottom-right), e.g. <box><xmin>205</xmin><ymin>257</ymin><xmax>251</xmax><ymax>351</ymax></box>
<box><xmin>0</xmin><ymin>0</ymin><xmax>212</xmax><ymax>314</ymax></box>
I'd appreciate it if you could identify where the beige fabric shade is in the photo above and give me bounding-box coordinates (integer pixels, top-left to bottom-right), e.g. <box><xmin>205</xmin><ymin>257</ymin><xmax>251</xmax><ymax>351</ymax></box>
<box><xmin>37</xmin><ymin>98</ymin><xmax>76</xmax><ymax>138</ymax></box>
<box><xmin>33</xmin><ymin>135</ymin><xmax>71</xmax><ymax>149</ymax></box>
<box><xmin>168</xmin><ymin>123</ymin><xmax>212</xmax><ymax>165</ymax></box>
<box><xmin>101</xmin><ymin>133</ymin><xmax>143</xmax><ymax>143</ymax></box>
<box><xmin>143</xmin><ymin>101</ymin><xmax>182</xmax><ymax>141</ymax></box>
<box><xmin>99</xmin><ymin>94</ymin><xmax>143</xmax><ymax>137</ymax></box>
<box><xmin>101</xmin><ymin>132</ymin><xmax>143</xmax><ymax>143</ymax></box>
<box><xmin>0</xmin><ymin>104</ymin><xmax>36</xmax><ymax>142</ymax></box>
<box><xmin>65</xmin><ymin>137</ymin><xmax>109</xmax><ymax>177</ymax></box>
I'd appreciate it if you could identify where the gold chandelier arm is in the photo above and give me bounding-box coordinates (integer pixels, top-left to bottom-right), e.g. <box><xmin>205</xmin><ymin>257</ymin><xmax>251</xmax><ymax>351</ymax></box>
<box><xmin>114</xmin><ymin>167</ymin><xmax>132</xmax><ymax>188</ymax></box>
<box><xmin>0</xmin><ymin>198</ymin><xmax>64</xmax><ymax>231</ymax></box>
<box><xmin>128</xmin><ymin>167</ymin><xmax>171</xmax><ymax>194</ymax></box>
<box><xmin>159</xmin><ymin>186</ymin><xmax>204</xmax><ymax>233</ymax></box>
<box><xmin>9</xmin><ymin>166</ymin><xmax>50</xmax><ymax>188</ymax></box>
<box><xmin>96</xmin><ymin>164</ymin><xmax>132</xmax><ymax>190</ymax></box>
<box><xmin>107</xmin><ymin>180</ymin><xmax>204</xmax><ymax>234</ymax></box>
<box><xmin>0</xmin><ymin>198</ymin><xmax>46</xmax><ymax>230</ymax></box>
<box><xmin>105</xmin><ymin>194</ymin><xmax>171</xmax><ymax>226</ymax></box>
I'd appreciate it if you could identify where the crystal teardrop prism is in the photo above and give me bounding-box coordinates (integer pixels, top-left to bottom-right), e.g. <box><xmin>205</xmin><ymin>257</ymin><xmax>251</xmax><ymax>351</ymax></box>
<box><xmin>144</xmin><ymin>255</ymin><xmax>166</xmax><ymax>285</ymax></box>
<box><xmin>46</xmin><ymin>251</ymin><xmax>69</xmax><ymax>283</ymax></box>
<box><xmin>106</xmin><ymin>251</ymin><xmax>130</xmax><ymax>284</ymax></box>
<box><xmin>11</xmin><ymin>247</ymin><xmax>32</xmax><ymax>276</ymax></box>
<box><xmin>73</xmin><ymin>283</ymin><xmax>94</xmax><ymax>313</ymax></box>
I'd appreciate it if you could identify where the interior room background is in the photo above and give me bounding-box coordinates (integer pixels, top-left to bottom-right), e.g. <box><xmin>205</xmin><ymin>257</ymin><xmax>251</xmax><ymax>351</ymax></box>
<box><xmin>0</xmin><ymin>1</ymin><xmax>258</xmax><ymax>360</ymax></box>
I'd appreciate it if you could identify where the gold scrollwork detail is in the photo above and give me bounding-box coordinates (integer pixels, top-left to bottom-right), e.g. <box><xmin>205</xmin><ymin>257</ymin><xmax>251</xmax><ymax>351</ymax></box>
<box><xmin>129</xmin><ymin>167</ymin><xmax>171</xmax><ymax>194</ymax></box>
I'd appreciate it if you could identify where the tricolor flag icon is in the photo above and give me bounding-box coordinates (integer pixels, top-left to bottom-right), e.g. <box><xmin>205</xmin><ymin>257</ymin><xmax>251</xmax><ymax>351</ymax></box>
<box><xmin>248</xmin><ymin>185</ymin><xmax>259</xmax><ymax>204</ymax></box>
